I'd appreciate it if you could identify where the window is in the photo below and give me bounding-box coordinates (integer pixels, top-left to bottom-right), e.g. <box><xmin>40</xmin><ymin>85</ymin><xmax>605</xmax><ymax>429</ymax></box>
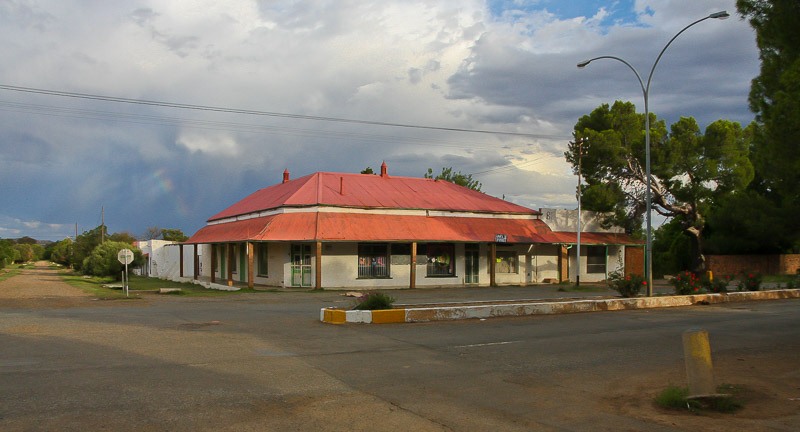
<box><xmin>496</xmin><ymin>250</ymin><xmax>518</xmax><ymax>273</ymax></box>
<box><xmin>358</xmin><ymin>243</ymin><xmax>389</xmax><ymax>278</ymax></box>
<box><xmin>426</xmin><ymin>243</ymin><xmax>455</xmax><ymax>277</ymax></box>
<box><xmin>257</xmin><ymin>243</ymin><xmax>268</xmax><ymax>276</ymax></box>
<box><xmin>587</xmin><ymin>246</ymin><xmax>606</xmax><ymax>274</ymax></box>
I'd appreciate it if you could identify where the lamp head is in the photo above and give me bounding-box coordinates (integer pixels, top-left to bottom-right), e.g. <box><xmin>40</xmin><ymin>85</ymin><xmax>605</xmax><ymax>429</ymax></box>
<box><xmin>577</xmin><ymin>60</ymin><xmax>591</xmax><ymax>68</ymax></box>
<box><xmin>709</xmin><ymin>11</ymin><xmax>729</xmax><ymax>20</ymax></box>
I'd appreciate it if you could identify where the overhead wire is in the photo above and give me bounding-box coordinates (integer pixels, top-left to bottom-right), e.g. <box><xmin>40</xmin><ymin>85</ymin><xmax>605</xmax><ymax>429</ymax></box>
<box><xmin>0</xmin><ymin>84</ymin><xmax>570</xmax><ymax>140</ymax></box>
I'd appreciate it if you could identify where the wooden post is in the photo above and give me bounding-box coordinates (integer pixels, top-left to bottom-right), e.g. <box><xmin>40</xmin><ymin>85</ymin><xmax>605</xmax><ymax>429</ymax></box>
<box><xmin>410</xmin><ymin>242</ymin><xmax>417</xmax><ymax>289</ymax></box>
<box><xmin>247</xmin><ymin>242</ymin><xmax>254</xmax><ymax>289</ymax></box>
<box><xmin>315</xmin><ymin>241</ymin><xmax>322</xmax><ymax>289</ymax></box>
<box><xmin>489</xmin><ymin>243</ymin><xmax>497</xmax><ymax>287</ymax></box>
<box><xmin>210</xmin><ymin>245</ymin><xmax>217</xmax><ymax>283</ymax></box>
<box><xmin>227</xmin><ymin>244</ymin><xmax>234</xmax><ymax>287</ymax></box>
<box><xmin>193</xmin><ymin>244</ymin><xmax>199</xmax><ymax>280</ymax></box>
<box><xmin>179</xmin><ymin>245</ymin><xmax>184</xmax><ymax>278</ymax></box>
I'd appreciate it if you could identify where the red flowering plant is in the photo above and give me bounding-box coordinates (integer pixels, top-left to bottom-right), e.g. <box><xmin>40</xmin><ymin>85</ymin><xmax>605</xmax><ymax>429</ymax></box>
<box><xmin>607</xmin><ymin>270</ymin><xmax>646</xmax><ymax>298</ymax></box>
<box><xmin>703</xmin><ymin>273</ymin><xmax>731</xmax><ymax>293</ymax></box>
<box><xmin>737</xmin><ymin>271</ymin><xmax>762</xmax><ymax>291</ymax></box>
<box><xmin>670</xmin><ymin>270</ymin><xmax>705</xmax><ymax>295</ymax></box>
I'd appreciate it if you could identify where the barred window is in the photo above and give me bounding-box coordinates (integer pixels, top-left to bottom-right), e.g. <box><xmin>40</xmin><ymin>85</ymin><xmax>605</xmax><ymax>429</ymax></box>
<box><xmin>358</xmin><ymin>243</ymin><xmax>389</xmax><ymax>278</ymax></box>
<box><xmin>426</xmin><ymin>243</ymin><xmax>455</xmax><ymax>277</ymax></box>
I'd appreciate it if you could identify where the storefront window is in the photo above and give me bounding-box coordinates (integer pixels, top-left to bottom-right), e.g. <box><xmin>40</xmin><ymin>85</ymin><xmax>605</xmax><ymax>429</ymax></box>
<box><xmin>426</xmin><ymin>243</ymin><xmax>455</xmax><ymax>277</ymax></box>
<box><xmin>358</xmin><ymin>243</ymin><xmax>389</xmax><ymax>278</ymax></box>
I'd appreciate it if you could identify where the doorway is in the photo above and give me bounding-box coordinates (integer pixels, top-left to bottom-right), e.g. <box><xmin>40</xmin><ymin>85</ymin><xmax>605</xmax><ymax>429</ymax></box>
<box><xmin>290</xmin><ymin>244</ymin><xmax>312</xmax><ymax>287</ymax></box>
<box><xmin>464</xmin><ymin>244</ymin><xmax>479</xmax><ymax>284</ymax></box>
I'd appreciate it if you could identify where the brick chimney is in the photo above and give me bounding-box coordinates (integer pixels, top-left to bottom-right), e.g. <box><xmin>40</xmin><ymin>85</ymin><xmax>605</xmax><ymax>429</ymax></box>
<box><xmin>380</xmin><ymin>161</ymin><xmax>388</xmax><ymax>178</ymax></box>
<box><xmin>282</xmin><ymin>169</ymin><xmax>290</xmax><ymax>183</ymax></box>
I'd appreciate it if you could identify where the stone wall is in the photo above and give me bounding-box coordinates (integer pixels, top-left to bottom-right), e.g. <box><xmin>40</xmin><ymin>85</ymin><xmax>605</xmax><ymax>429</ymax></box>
<box><xmin>706</xmin><ymin>254</ymin><xmax>800</xmax><ymax>275</ymax></box>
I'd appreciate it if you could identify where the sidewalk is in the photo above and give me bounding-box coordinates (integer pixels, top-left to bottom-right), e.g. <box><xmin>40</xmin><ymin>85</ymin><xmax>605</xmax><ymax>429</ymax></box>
<box><xmin>321</xmin><ymin>281</ymin><xmax>800</xmax><ymax>324</ymax></box>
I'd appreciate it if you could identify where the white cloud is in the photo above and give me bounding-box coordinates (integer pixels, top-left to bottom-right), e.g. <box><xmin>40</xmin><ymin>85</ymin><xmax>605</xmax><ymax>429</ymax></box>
<box><xmin>0</xmin><ymin>0</ymin><xmax>758</xmax><ymax>239</ymax></box>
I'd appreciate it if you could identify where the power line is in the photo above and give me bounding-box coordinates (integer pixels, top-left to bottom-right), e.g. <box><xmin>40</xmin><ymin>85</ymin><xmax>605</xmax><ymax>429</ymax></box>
<box><xmin>0</xmin><ymin>83</ymin><xmax>569</xmax><ymax>140</ymax></box>
<box><xmin>0</xmin><ymin>100</ymin><xmax>536</xmax><ymax>150</ymax></box>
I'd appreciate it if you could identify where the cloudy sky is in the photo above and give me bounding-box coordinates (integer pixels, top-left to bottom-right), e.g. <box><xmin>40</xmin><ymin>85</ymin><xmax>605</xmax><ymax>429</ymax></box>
<box><xmin>0</xmin><ymin>0</ymin><xmax>759</xmax><ymax>241</ymax></box>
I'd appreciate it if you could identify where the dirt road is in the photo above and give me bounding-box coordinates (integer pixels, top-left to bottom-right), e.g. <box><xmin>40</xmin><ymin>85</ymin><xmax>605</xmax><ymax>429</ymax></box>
<box><xmin>0</xmin><ymin>261</ymin><xmax>99</xmax><ymax>308</ymax></box>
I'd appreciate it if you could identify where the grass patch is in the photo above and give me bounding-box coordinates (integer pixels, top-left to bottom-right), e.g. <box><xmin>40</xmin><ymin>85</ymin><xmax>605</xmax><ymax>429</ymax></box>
<box><xmin>655</xmin><ymin>385</ymin><xmax>743</xmax><ymax>414</ymax></box>
<box><xmin>0</xmin><ymin>267</ymin><xmax>21</xmax><ymax>282</ymax></box>
<box><xmin>60</xmin><ymin>272</ymin><xmax>132</xmax><ymax>300</ymax></box>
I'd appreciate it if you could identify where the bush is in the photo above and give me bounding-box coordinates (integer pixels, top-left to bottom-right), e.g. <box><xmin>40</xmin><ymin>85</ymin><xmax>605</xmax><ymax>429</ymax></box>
<box><xmin>352</xmin><ymin>292</ymin><xmax>396</xmax><ymax>310</ymax></box>
<box><xmin>703</xmin><ymin>273</ymin><xmax>731</xmax><ymax>293</ymax></box>
<box><xmin>82</xmin><ymin>241</ymin><xmax>142</xmax><ymax>279</ymax></box>
<box><xmin>738</xmin><ymin>271</ymin><xmax>762</xmax><ymax>291</ymax></box>
<box><xmin>607</xmin><ymin>271</ymin><xmax>646</xmax><ymax>297</ymax></box>
<box><xmin>670</xmin><ymin>270</ymin><xmax>705</xmax><ymax>295</ymax></box>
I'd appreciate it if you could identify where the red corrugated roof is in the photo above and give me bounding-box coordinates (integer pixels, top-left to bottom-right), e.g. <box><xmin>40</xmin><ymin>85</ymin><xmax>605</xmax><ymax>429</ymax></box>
<box><xmin>186</xmin><ymin>212</ymin><xmax>559</xmax><ymax>244</ymax></box>
<box><xmin>209</xmin><ymin>171</ymin><xmax>538</xmax><ymax>221</ymax></box>
<box><xmin>549</xmin><ymin>231</ymin><xmax>643</xmax><ymax>246</ymax></box>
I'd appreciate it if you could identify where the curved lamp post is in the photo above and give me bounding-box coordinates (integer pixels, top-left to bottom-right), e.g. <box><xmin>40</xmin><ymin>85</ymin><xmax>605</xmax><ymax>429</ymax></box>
<box><xmin>577</xmin><ymin>11</ymin><xmax>729</xmax><ymax>296</ymax></box>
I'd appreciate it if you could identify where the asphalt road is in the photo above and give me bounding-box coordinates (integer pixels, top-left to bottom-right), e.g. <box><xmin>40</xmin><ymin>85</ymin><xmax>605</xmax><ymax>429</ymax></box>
<box><xmin>1</xmin><ymin>273</ymin><xmax>798</xmax><ymax>431</ymax></box>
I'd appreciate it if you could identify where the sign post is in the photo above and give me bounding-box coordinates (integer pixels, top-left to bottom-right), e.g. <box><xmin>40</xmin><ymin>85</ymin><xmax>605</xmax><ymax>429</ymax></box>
<box><xmin>117</xmin><ymin>248</ymin><xmax>134</xmax><ymax>297</ymax></box>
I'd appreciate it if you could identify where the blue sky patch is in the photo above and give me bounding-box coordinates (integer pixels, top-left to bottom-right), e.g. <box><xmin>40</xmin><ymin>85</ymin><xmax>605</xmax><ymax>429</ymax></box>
<box><xmin>488</xmin><ymin>0</ymin><xmax>649</xmax><ymax>27</ymax></box>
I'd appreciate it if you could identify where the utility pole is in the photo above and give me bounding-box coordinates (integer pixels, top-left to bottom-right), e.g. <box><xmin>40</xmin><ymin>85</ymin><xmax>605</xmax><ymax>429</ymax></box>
<box><xmin>572</xmin><ymin>137</ymin><xmax>588</xmax><ymax>286</ymax></box>
<box><xmin>101</xmin><ymin>206</ymin><xmax>105</xmax><ymax>244</ymax></box>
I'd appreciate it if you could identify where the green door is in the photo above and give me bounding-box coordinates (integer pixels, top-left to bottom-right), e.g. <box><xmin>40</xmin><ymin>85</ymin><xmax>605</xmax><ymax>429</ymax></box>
<box><xmin>291</xmin><ymin>244</ymin><xmax>312</xmax><ymax>287</ymax></box>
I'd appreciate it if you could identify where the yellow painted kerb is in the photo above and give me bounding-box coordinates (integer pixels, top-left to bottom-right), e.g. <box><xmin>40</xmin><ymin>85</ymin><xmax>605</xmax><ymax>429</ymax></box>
<box><xmin>371</xmin><ymin>309</ymin><xmax>406</xmax><ymax>324</ymax></box>
<box><xmin>323</xmin><ymin>308</ymin><xmax>347</xmax><ymax>324</ymax></box>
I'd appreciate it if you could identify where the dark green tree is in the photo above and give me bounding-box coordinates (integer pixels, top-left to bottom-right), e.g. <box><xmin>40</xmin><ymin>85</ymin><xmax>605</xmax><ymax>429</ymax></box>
<box><xmin>161</xmin><ymin>229</ymin><xmax>188</xmax><ymax>242</ymax></box>
<box><xmin>82</xmin><ymin>241</ymin><xmax>142</xmax><ymax>279</ymax></box>
<box><xmin>424</xmin><ymin>167</ymin><xmax>482</xmax><ymax>191</ymax></box>
<box><xmin>736</xmin><ymin>0</ymin><xmax>800</xmax><ymax>252</ymax></box>
<box><xmin>0</xmin><ymin>239</ymin><xmax>17</xmax><ymax>269</ymax></box>
<box><xmin>360</xmin><ymin>167</ymin><xmax>375</xmax><ymax>174</ymax></box>
<box><xmin>567</xmin><ymin>101</ymin><xmax>753</xmax><ymax>272</ymax></box>
<box><xmin>49</xmin><ymin>238</ymin><xmax>74</xmax><ymax>267</ymax></box>
<box><xmin>72</xmin><ymin>225</ymin><xmax>107</xmax><ymax>271</ymax></box>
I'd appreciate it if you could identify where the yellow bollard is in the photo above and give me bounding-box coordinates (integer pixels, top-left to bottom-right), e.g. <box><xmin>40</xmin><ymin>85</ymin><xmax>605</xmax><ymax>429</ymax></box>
<box><xmin>682</xmin><ymin>329</ymin><xmax>716</xmax><ymax>397</ymax></box>
<box><xmin>707</xmin><ymin>270</ymin><xmax>713</xmax><ymax>282</ymax></box>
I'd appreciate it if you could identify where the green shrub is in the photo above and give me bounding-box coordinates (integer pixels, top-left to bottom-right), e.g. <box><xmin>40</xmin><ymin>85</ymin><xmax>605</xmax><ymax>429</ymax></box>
<box><xmin>607</xmin><ymin>270</ymin><xmax>646</xmax><ymax>297</ymax></box>
<box><xmin>352</xmin><ymin>292</ymin><xmax>396</xmax><ymax>310</ymax></box>
<box><xmin>703</xmin><ymin>273</ymin><xmax>731</xmax><ymax>293</ymax></box>
<box><xmin>738</xmin><ymin>271</ymin><xmax>762</xmax><ymax>291</ymax></box>
<box><xmin>670</xmin><ymin>270</ymin><xmax>704</xmax><ymax>295</ymax></box>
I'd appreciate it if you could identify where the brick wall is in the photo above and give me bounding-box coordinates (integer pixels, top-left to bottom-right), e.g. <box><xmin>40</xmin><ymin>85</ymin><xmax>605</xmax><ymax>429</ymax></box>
<box><xmin>706</xmin><ymin>254</ymin><xmax>800</xmax><ymax>275</ymax></box>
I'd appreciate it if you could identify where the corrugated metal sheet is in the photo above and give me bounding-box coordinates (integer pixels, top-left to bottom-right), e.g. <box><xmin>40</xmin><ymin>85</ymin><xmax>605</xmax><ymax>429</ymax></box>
<box><xmin>186</xmin><ymin>212</ymin><xmax>561</xmax><ymax>244</ymax></box>
<box><xmin>549</xmin><ymin>231</ymin><xmax>643</xmax><ymax>246</ymax></box>
<box><xmin>208</xmin><ymin>172</ymin><xmax>538</xmax><ymax>222</ymax></box>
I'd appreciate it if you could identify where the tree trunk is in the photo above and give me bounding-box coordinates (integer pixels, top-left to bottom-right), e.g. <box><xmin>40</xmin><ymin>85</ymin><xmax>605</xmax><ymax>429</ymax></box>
<box><xmin>684</xmin><ymin>226</ymin><xmax>706</xmax><ymax>274</ymax></box>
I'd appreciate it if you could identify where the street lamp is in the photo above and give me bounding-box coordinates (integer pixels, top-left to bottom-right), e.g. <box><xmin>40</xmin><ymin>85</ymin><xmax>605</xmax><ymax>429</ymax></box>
<box><xmin>577</xmin><ymin>11</ymin><xmax>729</xmax><ymax>296</ymax></box>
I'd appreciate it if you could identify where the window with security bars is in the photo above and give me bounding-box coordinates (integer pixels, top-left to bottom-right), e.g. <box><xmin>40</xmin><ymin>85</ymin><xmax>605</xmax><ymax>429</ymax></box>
<box><xmin>358</xmin><ymin>243</ymin><xmax>389</xmax><ymax>278</ymax></box>
<box><xmin>426</xmin><ymin>243</ymin><xmax>455</xmax><ymax>277</ymax></box>
<box><xmin>586</xmin><ymin>246</ymin><xmax>606</xmax><ymax>274</ymax></box>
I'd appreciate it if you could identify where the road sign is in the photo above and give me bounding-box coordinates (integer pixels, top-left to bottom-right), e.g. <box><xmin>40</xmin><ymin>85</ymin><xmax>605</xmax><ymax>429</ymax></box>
<box><xmin>117</xmin><ymin>248</ymin><xmax>134</xmax><ymax>265</ymax></box>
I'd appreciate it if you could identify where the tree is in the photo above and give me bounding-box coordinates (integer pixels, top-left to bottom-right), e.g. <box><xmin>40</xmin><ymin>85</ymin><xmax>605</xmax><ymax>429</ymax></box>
<box><xmin>144</xmin><ymin>226</ymin><xmax>162</xmax><ymax>240</ymax></box>
<box><xmin>567</xmin><ymin>101</ymin><xmax>754</xmax><ymax>273</ymax></box>
<box><xmin>49</xmin><ymin>238</ymin><xmax>74</xmax><ymax>266</ymax></box>
<box><xmin>736</xmin><ymin>0</ymin><xmax>800</xmax><ymax>252</ymax></box>
<box><xmin>72</xmin><ymin>226</ymin><xmax>106</xmax><ymax>271</ymax></box>
<box><xmin>161</xmin><ymin>229</ymin><xmax>188</xmax><ymax>242</ymax></box>
<box><xmin>360</xmin><ymin>167</ymin><xmax>375</xmax><ymax>175</ymax></box>
<box><xmin>81</xmin><ymin>241</ymin><xmax>142</xmax><ymax>279</ymax></box>
<box><xmin>0</xmin><ymin>239</ymin><xmax>16</xmax><ymax>269</ymax></box>
<box><xmin>424</xmin><ymin>167</ymin><xmax>482</xmax><ymax>191</ymax></box>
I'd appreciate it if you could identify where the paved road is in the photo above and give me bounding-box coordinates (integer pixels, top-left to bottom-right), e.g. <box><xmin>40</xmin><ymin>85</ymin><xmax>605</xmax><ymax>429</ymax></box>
<box><xmin>1</xmin><ymin>265</ymin><xmax>798</xmax><ymax>431</ymax></box>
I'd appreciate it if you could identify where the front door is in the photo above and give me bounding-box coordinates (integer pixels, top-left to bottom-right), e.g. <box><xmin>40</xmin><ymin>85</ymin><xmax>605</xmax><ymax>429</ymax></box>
<box><xmin>291</xmin><ymin>244</ymin><xmax>312</xmax><ymax>287</ymax></box>
<box><xmin>465</xmin><ymin>244</ymin><xmax>479</xmax><ymax>284</ymax></box>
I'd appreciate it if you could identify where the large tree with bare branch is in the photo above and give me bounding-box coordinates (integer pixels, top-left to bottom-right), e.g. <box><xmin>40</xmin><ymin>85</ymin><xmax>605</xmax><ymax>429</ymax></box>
<box><xmin>566</xmin><ymin>101</ymin><xmax>754</xmax><ymax>273</ymax></box>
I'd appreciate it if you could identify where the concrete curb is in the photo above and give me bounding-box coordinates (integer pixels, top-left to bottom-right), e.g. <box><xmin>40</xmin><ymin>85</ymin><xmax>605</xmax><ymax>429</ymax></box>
<box><xmin>320</xmin><ymin>289</ymin><xmax>800</xmax><ymax>324</ymax></box>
